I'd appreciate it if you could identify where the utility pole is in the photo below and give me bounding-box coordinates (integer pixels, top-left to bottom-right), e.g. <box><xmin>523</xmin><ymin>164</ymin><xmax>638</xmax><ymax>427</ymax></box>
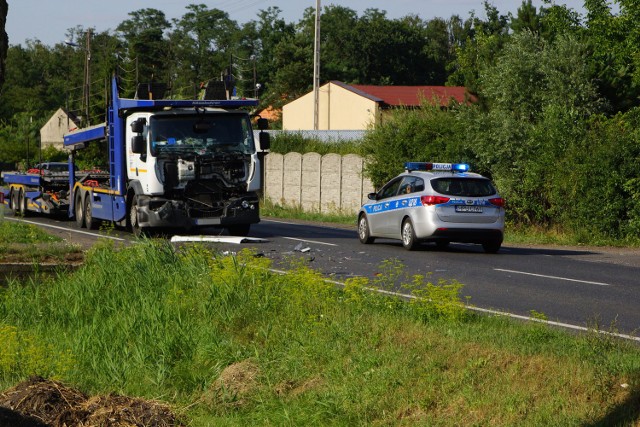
<box><xmin>83</xmin><ymin>29</ymin><xmax>92</xmax><ymax>127</ymax></box>
<box><xmin>313</xmin><ymin>0</ymin><xmax>321</xmax><ymax>130</ymax></box>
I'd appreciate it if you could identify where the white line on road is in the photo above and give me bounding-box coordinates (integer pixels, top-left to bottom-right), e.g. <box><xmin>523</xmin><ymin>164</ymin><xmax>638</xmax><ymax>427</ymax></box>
<box><xmin>282</xmin><ymin>236</ymin><xmax>338</xmax><ymax>247</ymax></box>
<box><xmin>495</xmin><ymin>268</ymin><xmax>611</xmax><ymax>286</ymax></box>
<box><xmin>4</xmin><ymin>217</ymin><xmax>126</xmax><ymax>241</ymax></box>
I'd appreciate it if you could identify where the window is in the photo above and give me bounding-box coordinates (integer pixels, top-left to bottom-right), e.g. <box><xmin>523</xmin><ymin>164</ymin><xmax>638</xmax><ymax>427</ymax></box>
<box><xmin>431</xmin><ymin>178</ymin><xmax>496</xmax><ymax>197</ymax></box>
<box><xmin>398</xmin><ymin>176</ymin><xmax>425</xmax><ymax>195</ymax></box>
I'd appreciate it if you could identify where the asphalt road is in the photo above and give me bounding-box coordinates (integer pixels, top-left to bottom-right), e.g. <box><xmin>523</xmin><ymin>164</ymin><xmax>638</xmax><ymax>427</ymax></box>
<box><xmin>4</xmin><ymin>210</ymin><xmax>640</xmax><ymax>339</ymax></box>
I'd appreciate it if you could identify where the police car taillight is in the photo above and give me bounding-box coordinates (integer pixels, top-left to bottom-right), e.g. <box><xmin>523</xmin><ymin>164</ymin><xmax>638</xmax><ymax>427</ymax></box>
<box><xmin>404</xmin><ymin>162</ymin><xmax>470</xmax><ymax>172</ymax></box>
<box><xmin>421</xmin><ymin>195</ymin><xmax>450</xmax><ymax>206</ymax></box>
<box><xmin>489</xmin><ymin>197</ymin><xmax>505</xmax><ymax>207</ymax></box>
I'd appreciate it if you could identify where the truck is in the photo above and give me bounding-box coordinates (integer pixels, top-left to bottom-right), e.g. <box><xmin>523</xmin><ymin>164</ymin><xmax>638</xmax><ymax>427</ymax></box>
<box><xmin>1</xmin><ymin>76</ymin><xmax>270</xmax><ymax>237</ymax></box>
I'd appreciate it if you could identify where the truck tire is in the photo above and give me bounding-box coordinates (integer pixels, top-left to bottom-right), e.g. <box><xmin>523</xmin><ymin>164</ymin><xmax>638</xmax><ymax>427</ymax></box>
<box><xmin>75</xmin><ymin>192</ymin><xmax>86</xmax><ymax>228</ymax></box>
<box><xmin>10</xmin><ymin>190</ymin><xmax>17</xmax><ymax>213</ymax></box>
<box><xmin>129</xmin><ymin>194</ymin><xmax>148</xmax><ymax>238</ymax></box>
<box><xmin>18</xmin><ymin>189</ymin><xmax>28</xmax><ymax>216</ymax></box>
<box><xmin>227</xmin><ymin>224</ymin><xmax>250</xmax><ymax>237</ymax></box>
<box><xmin>84</xmin><ymin>195</ymin><xmax>99</xmax><ymax>230</ymax></box>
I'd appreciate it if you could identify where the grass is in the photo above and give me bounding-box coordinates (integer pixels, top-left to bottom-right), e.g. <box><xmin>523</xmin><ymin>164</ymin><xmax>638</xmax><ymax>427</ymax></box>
<box><xmin>260</xmin><ymin>199</ymin><xmax>355</xmax><ymax>225</ymax></box>
<box><xmin>0</xmin><ymin>239</ymin><xmax>638</xmax><ymax>425</ymax></box>
<box><xmin>269</xmin><ymin>132</ymin><xmax>362</xmax><ymax>156</ymax></box>
<box><xmin>0</xmin><ymin>218</ymin><xmax>83</xmax><ymax>263</ymax></box>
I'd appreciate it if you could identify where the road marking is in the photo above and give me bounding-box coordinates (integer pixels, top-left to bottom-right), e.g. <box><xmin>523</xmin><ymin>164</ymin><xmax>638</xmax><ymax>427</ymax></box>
<box><xmin>4</xmin><ymin>217</ymin><xmax>126</xmax><ymax>241</ymax></box>
<box><xmin>282</xmin><ymin>236</ymin><xmax>338</xmax><ymax>247</ymax></box>
<box><xmin>495</xmin><ymin>268</ymin><xmax>611</xmax><ymax>286</ymax></box>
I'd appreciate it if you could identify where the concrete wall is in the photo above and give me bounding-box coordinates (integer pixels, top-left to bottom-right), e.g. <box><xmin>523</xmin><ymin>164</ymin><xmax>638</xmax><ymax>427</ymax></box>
<box><xmin>264</xmin><ymin>152</ymin><xmax>375</xmax><ymax>214</ymax></box>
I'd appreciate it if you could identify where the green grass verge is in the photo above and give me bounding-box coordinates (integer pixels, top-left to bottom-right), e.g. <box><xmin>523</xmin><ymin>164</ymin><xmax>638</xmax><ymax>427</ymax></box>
<box><xmin>0</xmin><ymin>240</ymin><xmax>638</xmax><ymax>425</ymax></box>
<box><xmin>0</xmin><ymin>219</ymin><xmax>82</xmax><ymax>262</ymax></box>
<box><xmin>269</xmin><ymin>132</ymin><xmax>362</xmax><ymax>155</ymax></box>
<box><xmin>260</xmin><ymin>199</ymin><xmax>355</xmax><ymax>225</ymax></box>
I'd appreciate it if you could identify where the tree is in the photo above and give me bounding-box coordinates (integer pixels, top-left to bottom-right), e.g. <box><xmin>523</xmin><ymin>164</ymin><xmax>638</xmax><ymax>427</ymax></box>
<box><xmin>471</xmin><ymin>31</ymin><xmax>601</xmax><ymax>225</ymax></box>
<box><xmin>447</xmin><ymin>1</ymin><xmax>510</xmax><ymax>94</ymax></box>
<box><xmin>116</xmin><ymin>8</ymin><xmax>171</xmax><ymax>95</ymax></box>
<box><xmin>510</xmin><ymin>0</ymin><xmax>541</xmax><ymax>34</ymax></box>
<box><xmin>0</xmin><ymin>0</ymin><xmax>7</xmax><ymax>89</ymax></box>
<box><xmin>583</xmin><ymin>0</ymin><xmax>640</xmax><ymax>112</ymax></box>
<box><xmin>240</xmin><ymin>7</ymin><xmax>294</xmax><ymax>102</ymax></box>
<box><xmin>169</xmin><ymin>4</ymin><xmax>239</xmax><ymax>96</ymax></box>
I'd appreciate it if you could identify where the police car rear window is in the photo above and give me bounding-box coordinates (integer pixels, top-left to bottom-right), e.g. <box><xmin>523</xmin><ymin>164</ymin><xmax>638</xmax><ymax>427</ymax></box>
<box><xmin>431</xmin><ymin>178</ymin><xmax>496</xmax><ymax>197</ymax></box>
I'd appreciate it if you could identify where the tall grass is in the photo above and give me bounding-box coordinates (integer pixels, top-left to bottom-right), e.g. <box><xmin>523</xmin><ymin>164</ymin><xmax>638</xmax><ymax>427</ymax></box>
<box><xmin>269</xmin><ymin>132</ymin><xmax>362</xmax><ymax>155</ymax></box>
<box><xmin>0</xmin><ymin>219</ymin><xmax>82</xmax><ymax>262</ymax></box>
<box><xmin>0</xmin><ymin>240</ymin><xmax>638</xmax><ymax>425</ymax></box>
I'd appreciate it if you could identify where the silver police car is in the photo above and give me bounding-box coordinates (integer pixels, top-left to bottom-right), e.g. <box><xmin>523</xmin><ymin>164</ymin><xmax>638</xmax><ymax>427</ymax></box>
<box><xmin>358</xmin><ymin>162</ymin><xmax>505</xmax><ymax>252</ymax></box>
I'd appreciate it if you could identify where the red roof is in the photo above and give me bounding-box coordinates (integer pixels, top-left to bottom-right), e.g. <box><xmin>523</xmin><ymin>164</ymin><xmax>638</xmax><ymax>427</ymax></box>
<box><xmin>342</xmin><ymin>82</ymin><xmax>476</xmax><ymax>107</ymax></box>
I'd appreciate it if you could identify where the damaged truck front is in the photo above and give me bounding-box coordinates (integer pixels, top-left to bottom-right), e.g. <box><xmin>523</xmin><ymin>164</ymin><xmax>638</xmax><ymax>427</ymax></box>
<box><xmin>66</xmin><ymin>77</ymin><xmax>270</xmax><ymax>237</ymax></box>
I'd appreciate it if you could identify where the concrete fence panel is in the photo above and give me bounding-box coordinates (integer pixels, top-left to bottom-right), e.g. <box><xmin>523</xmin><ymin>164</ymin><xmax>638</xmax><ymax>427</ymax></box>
<box><xmin>341</xmin><ymin>154</ymin><xmax>366</xmax><ymax>213</ymax></box>
<box><xmin>264</xmin><ymin>152</ymin><xmax>375</xmax><ymax>214</ymax></box>
<box><xmin>282</xmin><ymin>152</ymin><xmax>303</xmax><ymax>206</ymax></box>
<box><xmin>265</xmin><ymin>152</ymin><xmax>284</xmax><ymax>203</ymax></box>
<box><xmin>301</xmin><ymin>152</ymin><xmax>321</xmax><ymax>211</ymax></box>
<box><xmin>320</xmin><ymin>153</ymin><xmax>342</xmax><ymax>213</ymax></box>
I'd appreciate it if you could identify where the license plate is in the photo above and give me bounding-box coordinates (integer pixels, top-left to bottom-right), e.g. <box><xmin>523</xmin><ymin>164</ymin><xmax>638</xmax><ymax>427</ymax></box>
<box><xmin>455</xmin><ymin>205</ymin><xmax>483</xmax><ymax>213</ymax></box>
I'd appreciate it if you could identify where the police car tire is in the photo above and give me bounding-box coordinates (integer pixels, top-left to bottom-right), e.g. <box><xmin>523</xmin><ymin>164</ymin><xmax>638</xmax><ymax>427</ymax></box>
<box><xmin>401</xmin><ymin>219</ymin><xmax>419</xmax><ymax>251</ymax></box>
<box><xmin>358</xmin><ymin>215</ymin><xmax>375</xmax><ymax>244</ymax></box>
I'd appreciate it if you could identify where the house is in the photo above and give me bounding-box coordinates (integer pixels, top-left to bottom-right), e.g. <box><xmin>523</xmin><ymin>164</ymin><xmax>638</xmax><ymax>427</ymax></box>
<box><xmin>282</xmin><ymin>81</ymin><xmax>475</xmax><ymax>131</ymax></box>
<box><xmin>40</xmin><ymin>108</ymin><xmax>81</xmax><ymax>150</ymax></box>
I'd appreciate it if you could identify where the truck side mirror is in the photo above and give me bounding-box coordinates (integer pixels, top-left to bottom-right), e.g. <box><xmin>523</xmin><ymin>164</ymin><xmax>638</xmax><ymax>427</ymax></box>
<box><xmin>131</xmin><ymin>135</ymin><xmax>146</xmax><ymax>154</ymax></box>
<box><xmin>259</xmin><ymin>132</ymin><xmax>270</xmax><ymax>151</ymax></box>
<box><xmin>131</xmin><ymin>118</ymin><xmax>146</xmax><ymax>134</ymax></box>
<box><xmin>257</xmin><ymin>118</ymin><xmax>269</xmax><ymax>130</ymax></box>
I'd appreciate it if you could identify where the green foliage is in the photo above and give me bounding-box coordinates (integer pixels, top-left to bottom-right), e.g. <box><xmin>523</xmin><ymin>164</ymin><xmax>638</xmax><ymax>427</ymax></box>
<box><xmin>269</xmin><ymin>131</ymin><xmax>361</xmax><ymax>155</ymax></box>
<box><xmin>361</xmin><ymin>103</ymin><xmax>472</xmax><ymax>187</ymax></box>
<box><xmin>0</xmin><ymin>220</ymin><xmax>61</xmax><ymax>244</ymax></box>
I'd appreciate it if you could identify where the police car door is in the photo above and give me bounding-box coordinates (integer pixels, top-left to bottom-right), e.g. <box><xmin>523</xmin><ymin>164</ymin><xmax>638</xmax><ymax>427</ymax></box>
<box><xmin>368</xmin><ymin>177</ymin><xmax>402</xmax><ymax>238</ymax></box>
<box><xmin>386</xmin><ymin>176</ymin><xmax>423</xmax><ymax>238</ymax></box>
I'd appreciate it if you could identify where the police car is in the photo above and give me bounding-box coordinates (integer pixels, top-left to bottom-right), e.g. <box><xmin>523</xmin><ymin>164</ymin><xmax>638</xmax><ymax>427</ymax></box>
<box><xmin>358</xmin><ymin>162</ymin><xmax>505</xmax><ymax>252</ymax></box>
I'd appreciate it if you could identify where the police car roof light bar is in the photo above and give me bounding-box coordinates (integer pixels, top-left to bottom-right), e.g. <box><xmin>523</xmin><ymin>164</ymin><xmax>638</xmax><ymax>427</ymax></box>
<box><xmin>404</xmin><ymin>162</ymin><xmax>470</xmax><ymax>173</ymax></box>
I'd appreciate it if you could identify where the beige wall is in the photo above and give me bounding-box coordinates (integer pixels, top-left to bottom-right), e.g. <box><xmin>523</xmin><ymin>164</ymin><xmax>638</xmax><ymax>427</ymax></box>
<box><xmin>265</xmin><ymin>152</ymin><xmax>375</xmax><ymax>214</ymax></box>
<box><xmin>283</xmin><ymin>82</ymin><xmax>380</xmax><ymax>131</ymax></box>
<box><xmin>40</xmin><ymin>108</ymin><xmax>77</xmax><ymax>150</ymax></box>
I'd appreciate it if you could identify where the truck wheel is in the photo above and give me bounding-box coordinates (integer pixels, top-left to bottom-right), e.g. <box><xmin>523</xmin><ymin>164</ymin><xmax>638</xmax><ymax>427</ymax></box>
<box><xmin>84</xmin><ymin>195</ymin><xmax>99</xmax><ymax>230</ymax></box>
<box><xmin>10</xmin><ymin>190</ymin><xmax>17</xmax><ymax>213</ymax></box>
<box><xmin>75</xmin><ymin>192</ymin><xmax>86</xmax><ymax>228</ymax></box>
<box><xmin>129</xmin><ymin>195</ymin><xmax>148</xmax><ymax>238</ymax></box>
<box><xmin>18</xmin><ymin>189</ymin><xmax>28</xmax><ymax>216</ymax></box>
<box><xmin>227</xmin><ymin>224</ymin><xmax>250</xmax><ymax>237</ymax></box>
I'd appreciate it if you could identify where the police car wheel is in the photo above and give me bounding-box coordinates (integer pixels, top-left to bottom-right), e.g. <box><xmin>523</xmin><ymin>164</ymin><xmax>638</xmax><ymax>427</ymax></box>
<box><xmin>358</xmin><ymin>215</ymin><xmax>375</xmax><ymax>244</ymax></box>
<box><xmin>401</xmin><ymin>219</ymin><xmax>419</xmax><ymax>251</ymax></box>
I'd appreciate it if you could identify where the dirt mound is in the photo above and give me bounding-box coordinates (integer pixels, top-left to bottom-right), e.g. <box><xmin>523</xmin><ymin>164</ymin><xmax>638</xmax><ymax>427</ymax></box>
<box><xmin>0</xmin><ymin>377</ymin><xmax>181</xmax><ymax>427</ymax></box>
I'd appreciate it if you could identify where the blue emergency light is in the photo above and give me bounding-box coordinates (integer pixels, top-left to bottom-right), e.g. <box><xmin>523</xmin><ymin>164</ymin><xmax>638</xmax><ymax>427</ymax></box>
<box><xmin>404</xmin><ymin>162</ymin><xmax>470</xmax><ymax>173</ymax></box>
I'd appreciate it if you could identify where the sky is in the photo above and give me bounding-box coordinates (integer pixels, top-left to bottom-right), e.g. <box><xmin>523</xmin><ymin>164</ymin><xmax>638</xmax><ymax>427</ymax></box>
<box><xmin>7</xmin><ymin>0</ymin><xmax>589</xmax><ymax>47</ymax></box>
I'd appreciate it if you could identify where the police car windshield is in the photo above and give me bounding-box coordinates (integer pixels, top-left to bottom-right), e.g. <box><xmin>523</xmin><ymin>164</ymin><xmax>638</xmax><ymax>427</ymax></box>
<box><xmin>431</xmin><ymin>178</ymin><xmax>496</xmax><ymax>197</ymax></box>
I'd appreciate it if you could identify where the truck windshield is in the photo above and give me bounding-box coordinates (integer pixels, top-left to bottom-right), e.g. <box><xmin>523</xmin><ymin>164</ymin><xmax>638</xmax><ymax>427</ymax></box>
<box><xmin>149</xmin><ymin>113</ymin><xmax>255</xmax><ymax>156</ymax></box>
